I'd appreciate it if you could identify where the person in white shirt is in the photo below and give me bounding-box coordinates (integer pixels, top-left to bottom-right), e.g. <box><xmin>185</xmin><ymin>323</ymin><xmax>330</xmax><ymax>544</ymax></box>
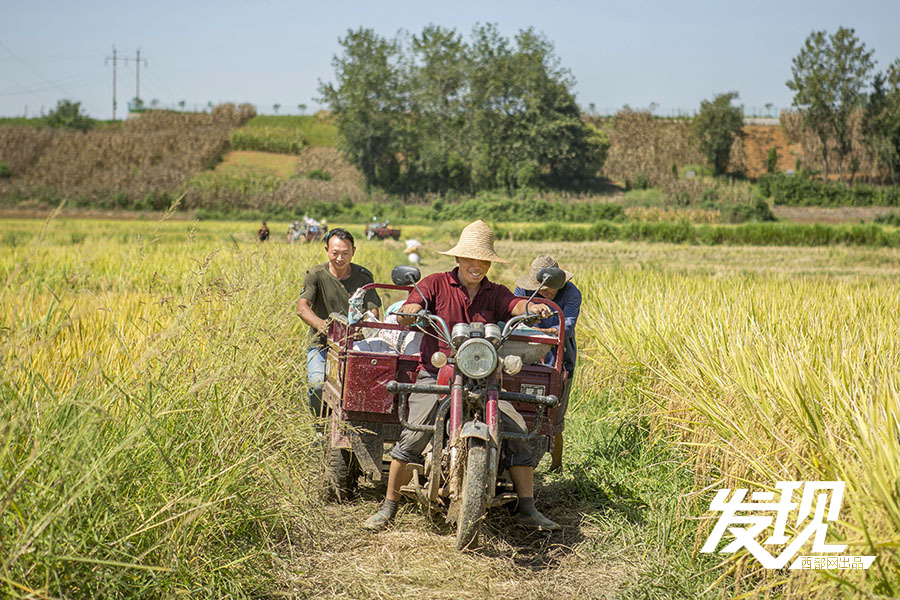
<box><xmin>403</xmin><ymin>238</ymin><xmax>422</xmax><ymax>266</ymax></box>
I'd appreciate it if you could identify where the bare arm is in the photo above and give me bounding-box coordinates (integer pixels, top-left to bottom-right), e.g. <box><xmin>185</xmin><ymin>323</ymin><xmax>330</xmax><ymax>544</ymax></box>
<box><xmin>297</xmin><ymin>297</ymin><xmax>328</xmax><ymax>333</ymax></box>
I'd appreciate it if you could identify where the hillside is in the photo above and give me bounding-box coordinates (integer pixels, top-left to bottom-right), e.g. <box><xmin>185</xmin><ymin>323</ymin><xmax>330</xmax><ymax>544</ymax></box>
<box><xmin>3</xmin><ymin>110</ymin><xmax>898</xmax><ymax>227</ymax></box>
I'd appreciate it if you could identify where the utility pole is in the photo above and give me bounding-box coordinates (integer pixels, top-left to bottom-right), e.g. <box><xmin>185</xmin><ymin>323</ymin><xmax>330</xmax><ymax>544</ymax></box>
<box><xmin>105</xmin><ymin>45</ymin><xmax>118</xmax><ymax>120</ymax></box>
<box><xmin>106</xmin><ymin>46</ymin><xmax>148</xmax><ymax>119</ymax></box>
<box><xmin>123</xmin><ymin>48</ymin><xmax>148</xmax><ymax>106</ymax></box>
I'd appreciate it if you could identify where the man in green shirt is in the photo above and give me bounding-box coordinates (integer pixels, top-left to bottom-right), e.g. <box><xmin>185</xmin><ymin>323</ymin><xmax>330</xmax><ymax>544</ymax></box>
<box><xmin>297</xmin><ymin>228</ymin><xmax>381</xmax><ymax>419</ymax></box>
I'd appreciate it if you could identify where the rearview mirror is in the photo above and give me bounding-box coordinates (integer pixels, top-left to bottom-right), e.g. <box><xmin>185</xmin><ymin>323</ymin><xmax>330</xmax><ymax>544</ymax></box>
<box><xmin>391</xmin><ymin>265</ymin><xmax>421</xmax><ymax>286</ymax></box>
<box><xmin>536</xmin><ymin>267</ymin><xmax>566</xmax><ymax>290</ymax></box>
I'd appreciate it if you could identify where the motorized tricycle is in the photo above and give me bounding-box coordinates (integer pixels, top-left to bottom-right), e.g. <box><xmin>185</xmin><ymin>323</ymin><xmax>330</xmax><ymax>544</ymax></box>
<box><xmin>365</xmin><ymin>220</ymin><xmax>402</xmax><ymax>241</ymax></box>
<box><xmin>320</xmin><ymin>266</ymin><xmax>566</xmax><ymax>550</ymax></box>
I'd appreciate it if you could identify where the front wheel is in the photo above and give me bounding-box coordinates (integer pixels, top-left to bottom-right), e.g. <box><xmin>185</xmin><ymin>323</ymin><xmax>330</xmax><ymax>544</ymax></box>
<box><xmin>456</xmin><ymin>439</ymin><xmax>489</xmax><ymax>550</ymax></box>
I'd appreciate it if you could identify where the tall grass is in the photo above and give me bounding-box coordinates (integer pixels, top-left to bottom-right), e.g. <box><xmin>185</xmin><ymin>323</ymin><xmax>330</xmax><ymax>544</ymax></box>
<box><xmin>578</xmin><ymin>269</ymin><xmax>900</xmax><ymax>597</ymax></box>
<box><xmin>0</xmin><ymin>218</ymin><xmax>348</xmax><ymax>597</ymax></box>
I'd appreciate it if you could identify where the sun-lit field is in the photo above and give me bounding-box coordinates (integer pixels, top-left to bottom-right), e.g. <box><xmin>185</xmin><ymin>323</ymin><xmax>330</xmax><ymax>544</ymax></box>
<box><xmin>2</xmin><ymin>216</ymin><xmax>898</xmax><ymax>598</ymax></box>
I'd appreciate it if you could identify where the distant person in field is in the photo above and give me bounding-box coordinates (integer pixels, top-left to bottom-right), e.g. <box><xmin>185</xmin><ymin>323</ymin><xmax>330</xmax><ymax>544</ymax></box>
<box><xmin>514</xmin><ymin>254</ymin><xmax>581</xmax><ymax>472</ymax></box>
<box><xmin>403</xmin><ymin>238</ymin><xmax>423</xmax><ymax>266</ymax></box>
<box><xmin>257</xmin><ymin>221</ymin><xmax>270</xmax><ymax>242</ymax></box>
<box><xmin>296</xmin><ymin>228</ymin><xmax>382</xmax><ymax>424</ymax></box>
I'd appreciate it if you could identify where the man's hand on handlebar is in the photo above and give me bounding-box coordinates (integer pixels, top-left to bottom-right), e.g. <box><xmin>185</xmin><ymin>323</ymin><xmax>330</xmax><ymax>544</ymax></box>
<box><xmin>395</xmin><ymin>303</ymin><xmax>424</xmax><ymax>327</ymax></box>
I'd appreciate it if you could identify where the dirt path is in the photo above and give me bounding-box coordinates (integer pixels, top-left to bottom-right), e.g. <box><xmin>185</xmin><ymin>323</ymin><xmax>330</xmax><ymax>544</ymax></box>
<box><xmin>274</xmin><ymin>475</ymin><xmax>641</xmax><ymax>600</ymax></box>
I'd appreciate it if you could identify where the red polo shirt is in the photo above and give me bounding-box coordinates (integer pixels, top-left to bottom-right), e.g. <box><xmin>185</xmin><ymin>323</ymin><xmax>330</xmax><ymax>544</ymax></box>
<box><xmin>404</xmin><ymin>267</ymin><xmax>521</xmax><ymax>374</ymax></box>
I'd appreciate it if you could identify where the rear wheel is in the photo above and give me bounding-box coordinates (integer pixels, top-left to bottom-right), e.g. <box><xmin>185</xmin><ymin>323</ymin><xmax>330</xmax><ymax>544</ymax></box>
<box><xmin>456</xmin><ymin>439</ymin><xmax>489</xmax><ymax>550</ymax></box>
<box><xmin>327</xmin><ymin>445</ymin><xmax>360</xmax><ymax>501</ymax></box>
<box><xmin>391</xmin><ymin>231</ymin><xmax>401</xmax><ymax>241</ymax></box>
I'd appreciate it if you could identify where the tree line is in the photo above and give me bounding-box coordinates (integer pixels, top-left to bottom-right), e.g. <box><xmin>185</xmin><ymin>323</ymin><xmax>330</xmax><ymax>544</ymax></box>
<box><xmin>318</xmin><ymin>24</ymin><xmax>606</xmax><ymax>194</ymax></box>
<box><xmin>788</xmin><ymin>27</ymin><xmax>900</xmax><ymax>184</ymax></box>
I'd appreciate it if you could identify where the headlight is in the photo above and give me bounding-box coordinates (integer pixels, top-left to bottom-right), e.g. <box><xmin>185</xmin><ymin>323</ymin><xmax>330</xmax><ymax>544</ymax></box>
<box><xmin>456</xmin><ymin>338</ymin><xmax>497</xmax><ymax>379</ymax></box>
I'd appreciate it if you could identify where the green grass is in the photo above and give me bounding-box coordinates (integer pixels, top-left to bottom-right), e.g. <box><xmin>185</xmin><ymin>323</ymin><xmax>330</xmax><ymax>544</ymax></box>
<box><xmin>498</xmin><ymin>219</ymin><xmax>900</xmax><ymax>247</ymax></box>
<box><xmin>554</xmin><ymin>384</ymin><xmax>725</xmax><ymax>598</ymax></box>
<box><xmin>236</xmin><ymin>115</ymin><xmax>338</xmax><ymax>148</ymax></box>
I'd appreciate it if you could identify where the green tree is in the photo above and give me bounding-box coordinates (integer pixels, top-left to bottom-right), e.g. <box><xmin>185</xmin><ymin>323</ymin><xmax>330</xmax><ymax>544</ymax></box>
<box><xmin>863</xmin><ymin>59</ymin><xmax>900</xmax><ymax>184</ymax></box>
<box><xmin>46</xmin><ymin>99</ymin><xmax>94</xmax><ymax>132</ymax></box>
<box><xmin>320</xmin><ymin>24</ymin><xmax>604</xmax><ymax>194</ymax></box>
<box><xmin>692</xmin><ymin>91</ymin><xmax>744</xmax><ymax>176</ymax></box>
<box><xmin>410</xmin><ymin>25</ymin><xmax>470</xmax><ymax>192</ymax></box>
<box><xmin>318</xmin><ymin>28</ymin><xmax>406</xmax><ymax>188</ymax></box>
<box><xmin>787</xmin><ymin>27</ymin><xmax>875</xmax><ymax>182</ymax></box>
<box><xmin>766</xmin><ymin>146</ymin><xmax>778</xmax><ymax>174</ymax></box>
<box><xmin>464</xmin><ymin>25</ymin><xmax>602</xmax><ymax>191</ymax></box>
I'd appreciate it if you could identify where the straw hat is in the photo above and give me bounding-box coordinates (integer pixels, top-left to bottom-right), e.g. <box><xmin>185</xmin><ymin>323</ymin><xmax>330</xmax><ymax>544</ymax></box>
<box><xmin>516</xmin><ymin>254</ymin><xmax>574</xmax><ymax>290</ymax></box>
<box><xmin>438</xmin><ymin>220</ymin><xmax>508</xmax><ymax>264</ymax></box>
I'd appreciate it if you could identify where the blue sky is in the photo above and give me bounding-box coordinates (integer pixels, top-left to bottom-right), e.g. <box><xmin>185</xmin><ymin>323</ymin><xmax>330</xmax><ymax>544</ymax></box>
<box><xmin>2</xmin><ymin>0</ymin><xmax>899</xmax><ymax>120</ymax></box>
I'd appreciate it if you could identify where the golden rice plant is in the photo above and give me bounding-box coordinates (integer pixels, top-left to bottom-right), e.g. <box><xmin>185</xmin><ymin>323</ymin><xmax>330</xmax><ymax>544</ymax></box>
<box><xmin>577</xmin><ymin>268</ymin><xmax>899</xmax><ymax>597</ymax></box>
<box><xmin>624</xmin><ymin>206</ymin><xmax>721</xmax><ymax>224</ymax></box>
<box><xmin>0</xmin><ymin>217</ymin><xmax>357</xmax><ymax>598</ymax></box>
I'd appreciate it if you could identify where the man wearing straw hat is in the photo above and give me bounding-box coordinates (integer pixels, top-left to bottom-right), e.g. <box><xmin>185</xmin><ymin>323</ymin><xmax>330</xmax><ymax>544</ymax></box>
<box><xmin>364</xmin><ymin>220</ymin><xmax>560</xmax><ymax>532</ymax></box>
<box><xmin>514</xmin><ymin>255</ymin><xmax>582</xmax><ymax>472</ymax></box>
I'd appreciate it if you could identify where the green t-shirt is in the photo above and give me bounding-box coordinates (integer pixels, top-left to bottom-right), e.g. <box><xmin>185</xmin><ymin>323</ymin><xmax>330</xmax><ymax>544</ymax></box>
<box><xmin>299</xmin><ymin>262</ymin><xmax>382</xmax><ymax>346</ymax></box>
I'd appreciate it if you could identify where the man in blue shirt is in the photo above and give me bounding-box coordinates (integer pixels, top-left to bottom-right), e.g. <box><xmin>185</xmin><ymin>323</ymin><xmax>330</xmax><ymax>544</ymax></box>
<box><xmin>514</xmin><ymin>254</ymin><xmax>581</xmax><ymax>472</ymax></box>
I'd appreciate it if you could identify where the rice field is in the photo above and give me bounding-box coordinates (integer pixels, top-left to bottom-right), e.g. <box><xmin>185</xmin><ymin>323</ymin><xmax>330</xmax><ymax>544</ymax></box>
<box><xmin>2</xmin><ymin>216</ymin><xmax>898</xmax><ymax>598</ymax></box>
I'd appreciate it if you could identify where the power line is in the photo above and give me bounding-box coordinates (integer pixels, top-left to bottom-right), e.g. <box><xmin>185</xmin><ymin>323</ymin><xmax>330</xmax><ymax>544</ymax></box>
<box><xmin>0</xmin><ymin>66</ymin><xmax>106</xmax><ymax>93</ymax></box>
<box><xmin>0</xmin><ymin>75</ymin><xmax>106</xmax><ymax>97</ymax></box>
<box><xmin>0</xmin><ymin>40</ymin><xmax>72</xmax><ymax>98</ymax></box>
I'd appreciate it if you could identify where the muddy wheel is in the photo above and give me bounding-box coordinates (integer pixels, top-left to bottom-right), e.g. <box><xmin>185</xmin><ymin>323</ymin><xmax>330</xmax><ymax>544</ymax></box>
<box><xmin>456</xmin><ymin>439</ymin><xmax>488</xmax><ymax>551</ymax></box>
<box><xmin>391</xmin><ymin>231</ymin><xmax>401</xmax><ymax>241</ymax></box>
<box><xmin>327</xmin><ymin>446</ymin><xmax>360</xmax><ymax>501</ymax></box>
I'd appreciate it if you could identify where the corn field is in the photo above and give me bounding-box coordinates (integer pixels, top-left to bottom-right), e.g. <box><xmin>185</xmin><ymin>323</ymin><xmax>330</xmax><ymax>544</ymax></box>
<box><xmin>0</xmin><ymin>104</ymin><xmax>255</xmax><ymax>207</ymax></box>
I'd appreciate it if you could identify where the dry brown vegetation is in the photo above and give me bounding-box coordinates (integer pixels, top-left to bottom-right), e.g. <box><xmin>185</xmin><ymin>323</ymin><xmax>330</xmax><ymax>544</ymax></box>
<box><xmin>598</xmin><ymin>110</ymin><xmax>706</xmax><ymax>187</ymax></box>
<box><xmin>275</xmin><ymin>146</ymin><xmax>368</xmax><ymax>205</ymax></box>
<box><xmin>596</xmin><ymin>110</ymin><xmax>757</xmax><ymax>207</ymax></box>
<box><xmin>276</xmin><ymin>479</ymin><xmax>638</xmax><ymax>600</ymax></box>
<box><xmin>780</xmin><ymin>109</ymin><xmax>881</xmax><ymax>181</ymax></box>
<box><xmin>0</xmin><ymin>104</ymin><xmax>255</xmax><ymax>206</ymax></box>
